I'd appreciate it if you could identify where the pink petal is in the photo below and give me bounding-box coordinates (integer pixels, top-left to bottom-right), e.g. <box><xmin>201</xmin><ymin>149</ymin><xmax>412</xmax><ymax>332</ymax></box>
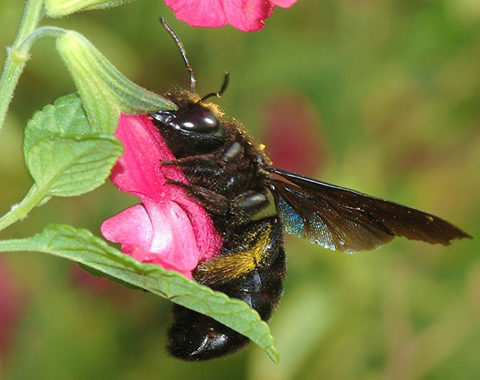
<box><xmin>124</xmin><ymin>246</ymin><xmax>193</xmax><ymax>279</ymax></box>
<box><xmin>142</xmin><ymin>198</ymin><xmax>200</xmax><ymax>272</ymax></box>
<box><xmin>164</xmin><ymin>0</ymin><xmax>228</xmax><ymax>28</ymax></box>
<box><xmin>101</xmin><ymin>200</ymin><xmax>201</xmax><ymax>278</ymax></box>
<box><xmin>112</xmin><ymin>114</ymin><xmax>186</xmax><ymax>203</ymax></box>
<box><xmin>101</xmin><ymin>204</ymin><xmax>153</xmax><ymax>249</ymax></box>
<box><xmin>171</xmin><ymin>194</ymin><xmax>221</xmax><ymax>262</ymax></box>
<box><xmin>270</xmin><ymin>0</ymin><xmax>298</xmax><ymax>8</ymax></box>
<box><xmin>165</xmin><ymin>0</ymin><xmax>274</xmax><ymax>31</ymax></box>
<box><xmin>223</xmin><ymin>0</ymin><xmax>274</xmax><ymax>31</ymax></box>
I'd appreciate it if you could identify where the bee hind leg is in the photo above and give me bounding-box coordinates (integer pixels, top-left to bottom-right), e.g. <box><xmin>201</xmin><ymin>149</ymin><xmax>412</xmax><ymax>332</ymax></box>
<box><xmin>228</xmin><ymin>190</ymin><xmax>270</xmax><ymax>222</ymax></box>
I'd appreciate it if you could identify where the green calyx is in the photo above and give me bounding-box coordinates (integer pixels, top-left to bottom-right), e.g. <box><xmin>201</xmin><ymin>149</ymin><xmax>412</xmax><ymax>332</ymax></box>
<box><xmin>45</xmin><ymin>0</ymin><xmax>137</xmax><ymax>17</ymax></box>
<box><xmin>56</xmin><ymin>30</ymin><xmax>176</xmax><ymax>134</ymax></box>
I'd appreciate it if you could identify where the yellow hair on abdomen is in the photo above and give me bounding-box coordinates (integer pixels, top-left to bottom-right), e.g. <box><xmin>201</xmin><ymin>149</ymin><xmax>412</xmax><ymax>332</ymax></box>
<box><xmin>195</xmin><ymin>225</ymin><xmax>272</xmax><ymax>284</ymax></box>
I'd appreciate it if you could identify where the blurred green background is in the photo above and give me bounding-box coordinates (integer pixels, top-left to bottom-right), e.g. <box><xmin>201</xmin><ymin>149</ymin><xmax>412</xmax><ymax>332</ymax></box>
<box><xmin>1</xmin><ymin>0</ymin><xmax>479</xmax><ymax>379</ymax></box>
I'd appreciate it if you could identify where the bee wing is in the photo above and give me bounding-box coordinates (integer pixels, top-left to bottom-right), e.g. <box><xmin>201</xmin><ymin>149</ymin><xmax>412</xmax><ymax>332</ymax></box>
<box><xmin>268</xmin><ymin>168</ymin><xmax>471</xmax><ymax>253</ymax></box>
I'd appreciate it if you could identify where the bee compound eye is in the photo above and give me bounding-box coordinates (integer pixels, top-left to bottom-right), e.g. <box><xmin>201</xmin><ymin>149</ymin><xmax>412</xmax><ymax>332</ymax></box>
<box><xmin>177</xmin><ymin>104</ymin><xmax>219</xmax><ymax>133</ymax></box>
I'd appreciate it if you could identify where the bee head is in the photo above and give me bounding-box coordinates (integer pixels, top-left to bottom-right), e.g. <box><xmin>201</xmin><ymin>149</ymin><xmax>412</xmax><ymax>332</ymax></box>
<box><xmin>151</xmin><ymin>70</ymin><xmax>229</xmax><ymax>135</ymax></box>
<box><xmin>151</xmin><ymin>90</ymin><xmax>226</xmax><ymax>157</ymax></box>
<box><xmin>150</xmin><ymin>19</ymin><xmax>230</xmax><ymax>157</ymax></box>
<box><xmin>151</xmin><ymin>102</ymin><xmax>219</xmax><ymax>134</ymax></box>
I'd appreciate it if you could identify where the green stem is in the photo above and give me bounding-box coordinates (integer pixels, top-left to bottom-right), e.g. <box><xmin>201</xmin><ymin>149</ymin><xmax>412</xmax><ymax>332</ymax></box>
<box><xmin>0</xmin><ymin>237</ymin><xmax>34</xmax><ymax>252</ymax></box>
<box><xmin>18</xmin><ymin>26</ymin><xmax>66</xmax><ymax>52</ymax></box>
<box><xmin>0</xmin><ymin>0</ymin><xmax>45</xmax><ymax>132</ymax></box>
<box><xmin>0</xmin><ymin>185</ymin><xmax>46</xmax><ymax>232</ymax></box>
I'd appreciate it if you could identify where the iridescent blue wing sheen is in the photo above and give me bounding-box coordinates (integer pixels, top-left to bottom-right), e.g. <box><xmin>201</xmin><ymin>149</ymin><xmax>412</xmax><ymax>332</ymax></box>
<box><xmin>269</xmin><ymin>168</ymin><xmax>471</xmax><ymax>253</ymax></box>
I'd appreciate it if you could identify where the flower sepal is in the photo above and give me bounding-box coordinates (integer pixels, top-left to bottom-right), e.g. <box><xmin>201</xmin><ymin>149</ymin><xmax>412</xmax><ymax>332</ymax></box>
<box><xmin>56</xmin><ymin>31</ymin><xmax>176</xmax><ymax>134</ymax></box>
<box><xmin>45</xmin><ymin>0</ymin><xmax>136</xmax><ymax>18</ymax></box>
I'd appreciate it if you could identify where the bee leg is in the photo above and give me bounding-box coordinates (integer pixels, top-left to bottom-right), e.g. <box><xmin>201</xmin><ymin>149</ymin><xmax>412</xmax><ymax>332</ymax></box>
<box><xmin>163</xmin><ymin>142</ymin><xmax>244</xmax><ymax>174</ymax></box>
<box><xmin>161</xmin><ymin>154</ymin><xmax>215</xmax><ymax>168</ymax></box>
<box><xmin>162</xmin><ymin>156</ymin><xmax>227</xmax><ymax>186</ymax></box>
<box><xmin>165</xmin><ymin>142</ymin><xmax>243</xmax><ymax>167</ymax></box>
<box><xmin>165</xmin><ymin>178</ymin><xmax>230</xmax><ymax>215</ymax></box>
<box><xmin>220</xmin><ymin>142</ymin><xmax>244</xmax><ymax>164</ymax></box>
<box><xmin>167</xmin><ymin>178</ymin><xmax>269</xmax><ymax>219</ymax></box>
<box><xmin>229</xmin><ymin>191</ymin><xmax>270</xmax><ymax>220</ymax></box>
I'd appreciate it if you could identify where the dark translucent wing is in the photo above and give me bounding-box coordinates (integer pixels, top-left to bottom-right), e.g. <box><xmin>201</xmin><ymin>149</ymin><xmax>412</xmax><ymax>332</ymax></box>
<box><xmin>268</xmin><ymin>167</ymin><xmax>471</xmax><ymax>253</ymax></box>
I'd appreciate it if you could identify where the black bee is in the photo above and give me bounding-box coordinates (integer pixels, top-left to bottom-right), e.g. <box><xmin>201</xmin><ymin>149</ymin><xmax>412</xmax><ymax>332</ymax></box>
<box><xmin>151</xmin><ymin>19</ymin><xmax>471</xmax><ymax>361</ymax></box>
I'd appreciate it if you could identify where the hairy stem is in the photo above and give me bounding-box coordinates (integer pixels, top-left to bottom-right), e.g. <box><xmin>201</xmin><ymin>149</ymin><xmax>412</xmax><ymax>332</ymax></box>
<box><xmin>0</xmin><ymin>0</ymin><xmax>45</xmax><ymax>132</ymax></box>
<box><xmin>0</xmin><ymin>185</ymin><xmax>46</xmax><ymax>232</ymax></box>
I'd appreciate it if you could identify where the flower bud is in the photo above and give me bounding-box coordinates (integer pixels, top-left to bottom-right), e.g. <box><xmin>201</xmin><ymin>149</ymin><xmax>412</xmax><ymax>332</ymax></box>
<box><xmin>56</xmin><ymin>31</ymin><xmax>175</xmax><ymax>134</ymax></box>
<box><xmin>45</xmin><ymin>0</ymin><xmax>136</xmax><ymax>18</ymax></box>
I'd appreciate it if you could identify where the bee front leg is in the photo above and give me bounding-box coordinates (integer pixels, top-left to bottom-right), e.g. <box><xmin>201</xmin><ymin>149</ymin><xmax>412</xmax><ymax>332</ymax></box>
<box><xmin>161</xmin><ymin>153</ymin><xmax>215</xmax><ymax>168</ymax></box>
<box><xmin>162</xmin><ymin>156</ymin><xmax>227</xmax><ymax>187</ymax></box>
<box><xmin>165</xmin><ymin>178</ymin><xmax>230</xmax><ymax>215</ymax></box>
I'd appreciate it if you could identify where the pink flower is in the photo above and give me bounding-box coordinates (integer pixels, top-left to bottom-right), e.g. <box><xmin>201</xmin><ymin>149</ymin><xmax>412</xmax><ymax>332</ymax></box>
<box><xmin>101</xmin><ymin>114</ymin><xmax>222</xmax><ymax>279</ymax></box>
<box><xmin>164</xmin><ymin>0</ymin><xmax>298</xmax><ymax>32</ymax></box>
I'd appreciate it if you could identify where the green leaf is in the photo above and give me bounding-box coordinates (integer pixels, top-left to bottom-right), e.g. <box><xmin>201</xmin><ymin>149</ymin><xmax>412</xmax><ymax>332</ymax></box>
<box><xmin>0</xmin><ymin>225</ymin><xmax>279</xmax><ymax>362</ymax></box>
<box><xmin>0</xmin><ymin>94</ymin><xmax>123</xmax><ymax>232</ymax></box>
<box><xmin>24</xmin><ymin>94</ymin><xmax>92</xmax><ymax>155</ymax></box>
<box><xmin>26</xmin><ymin>136</ymin><xmax>122</xmax><ymax>197</ymax></box>
<box><xmin>23</xmin><ymin>94</ymin><xmax>123</xmax><ymax>198</ymax></box>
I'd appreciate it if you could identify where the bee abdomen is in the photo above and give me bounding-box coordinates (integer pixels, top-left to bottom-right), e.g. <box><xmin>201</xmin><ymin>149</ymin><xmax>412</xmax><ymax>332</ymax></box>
<box><xmin>167</xmin><ymin>217</ymin><xmax>285</xmax><ymax>361</ymax></box>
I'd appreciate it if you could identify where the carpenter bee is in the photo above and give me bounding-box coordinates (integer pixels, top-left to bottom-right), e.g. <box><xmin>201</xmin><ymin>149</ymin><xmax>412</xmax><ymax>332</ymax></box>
<box><xmin>152</xmin><ymin>19</ymin><xmax>471</xmax><ymax>361</ymax></box>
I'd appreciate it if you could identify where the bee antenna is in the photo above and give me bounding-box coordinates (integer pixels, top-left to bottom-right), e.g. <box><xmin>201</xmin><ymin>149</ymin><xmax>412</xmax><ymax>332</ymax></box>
<box><xmin>200</xmin><ymin>72</ymin><xmax>230</xmax><ymax>102</ymax></box>
<box><xmin>160</xmin><ymin>17</ymin><xmax>196</xmax><ymax>93</ymax></box>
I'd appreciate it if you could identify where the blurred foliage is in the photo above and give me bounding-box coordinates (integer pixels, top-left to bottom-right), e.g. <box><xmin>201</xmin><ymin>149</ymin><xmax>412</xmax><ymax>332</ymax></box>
<box><xmin>0</xmin><ymin>0</ymin><xmax>479</xmax><ymax>379</ymax></box>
